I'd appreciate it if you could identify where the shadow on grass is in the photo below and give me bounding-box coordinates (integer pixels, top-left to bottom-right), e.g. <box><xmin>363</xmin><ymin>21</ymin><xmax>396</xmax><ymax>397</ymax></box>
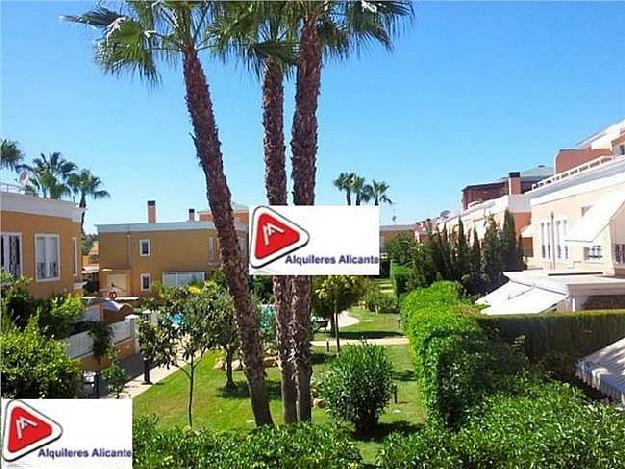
<box><xmin>338</xmin><ymin>330</ymin><xmax>404</xmax><ymax>340</ymax></box>
<box><xmin>392</xmin><ymin>369</ymin><xmax>415</xmax><ymax>382</ymax></box>
<box><xmin>216</xmin><ymin>379</ymin><xmax>282</xmax><ymax>400</ymax></box>
<box><xmin>352</xmin><ymin>420</ymin><xmax>424</xmax><ymax>444</ymax></box>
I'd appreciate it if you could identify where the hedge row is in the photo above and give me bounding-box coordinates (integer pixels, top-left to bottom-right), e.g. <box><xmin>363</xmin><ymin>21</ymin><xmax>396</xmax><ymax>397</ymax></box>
<box><xmin>133</xmin><ymin>418</ymin><xmax>362</xmax><ymax>469</ymax></box>
<box><xmin>400</xmin><ymin>282</ymin><xmax>527</xmax><ymax>426</ymax></box>
<box><xmin>390</xmin><ymin>261</ymin><xmax>413</xmax><ymax>298</ymax></box>
<box><xmin>387</xmin><ymin>282</ymin><xmax>625</xmax><ymax>468</ymax></box>
<box><xmin>478</xmin><ymin>309</ymin><xmax>625</xmax><ymax>378</ymax></box>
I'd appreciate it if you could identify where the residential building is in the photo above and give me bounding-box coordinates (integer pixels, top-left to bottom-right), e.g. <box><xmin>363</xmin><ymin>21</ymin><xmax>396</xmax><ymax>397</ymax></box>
<box><xmin>479</xmin><ymin>119</ymin><xmax>625</xmax><ymax>315</ymax></box>
<box><xmin>0</xmin><ymin>184</ymin><xmax>84</xmax><ymax>298</ymax></box>
<box><xmin>97</xmin><ymin>200</ymin><xmax>248</xmax><ymax>297</ymax></box>
<box><xmin>379</xmin><ymin>223</ymin><xmax>417</xmax><ymax>254</ymax></box>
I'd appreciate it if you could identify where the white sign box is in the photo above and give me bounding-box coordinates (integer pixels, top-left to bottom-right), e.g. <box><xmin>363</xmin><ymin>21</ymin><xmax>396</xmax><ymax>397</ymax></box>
<box><xmin>249</xmin><ymin>205</ymin><xmax>380</xmax><ymax>275</ymax></box>
<box><xmin>1</xmin><ymin>399</ymin><xmax>132</xmax><ymax>469</ymax></box>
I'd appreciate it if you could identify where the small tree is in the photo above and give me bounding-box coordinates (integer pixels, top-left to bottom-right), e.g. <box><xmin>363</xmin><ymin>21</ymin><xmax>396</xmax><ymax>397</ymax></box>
<box><xmin>482</xmin><ymin>217</ymin><xmax>504</xmax><ymax>292</ymax></box>
<box><xmin>102</xmin><ymin>348</ymin><xmax>127</xmax><ymax>398</ymax></box>
<box><xmin>500</xmin><ymin>210</ymin><xmax>526</xmax><ymax>272</ymax></box>
<box><xmin>203</xmin><ymin>284</ymin><xmax>240</xmax><ymax>392</ymax></box>
<box><xmin>312</xmin><ymin>276</ymin><xmax>363</xmax><ymax>351</ymax></box>
<box><xmin>385</xmin><ymin>233</ymin><xmax>417</xmax><ymax>266</ymax></box>
<box><xmin>465</xmin><ymin>229</ymin><xmax>484</xmax><ymax>295</ymax></box>
<box><xmin>320</xmin><ymin>343</ymin><xmax>394</xmax><ymax>434</ymax></box>
<box><xmin>138</xmin><ymin>288</ymin><xmax>212</xmax><ymax>427</ymax></box>
<box><xmin>454</xmin><ymin>219</ymin><xmax>471</xmax><ymax>282</ymax></box>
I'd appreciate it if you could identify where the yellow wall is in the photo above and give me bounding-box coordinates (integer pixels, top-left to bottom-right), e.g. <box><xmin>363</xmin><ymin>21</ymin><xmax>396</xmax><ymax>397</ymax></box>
<box><xmin>99</xmin><ymin>227</ymin><xmax>246</xmax><ymax>296</ymax></box>
<box><xmin>1</xmin><ymin>210</ymin><xmax>82</xmax><ymax>298</ymax></box>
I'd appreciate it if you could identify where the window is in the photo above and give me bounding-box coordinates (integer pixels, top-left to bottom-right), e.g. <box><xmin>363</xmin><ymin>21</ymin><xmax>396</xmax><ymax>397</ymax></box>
<box><xmin>140</xmin><ymin>239</ymin><xmax>150</xmax><ymax>256</ymax></box>
<box><xmin>35</xmin><ymin>234</ymin><xmax>60</xmax><ymax>281</ymax></box>
<box><xmin>540</xmin><ymin>222</ymin><xmax>552</xmax><ymax>259</ymax></box>
<box><xmin>162</xmin><ymin>272</ymin><xmax>205</xmax><ymax>288</ymax></box>
<box><xmin>584</xmin><ymin>245</ymin><xmax>603</xmax><ymax>261</ymax></box>
<box><xmin>614</xmin><ymin>244</ymin><xmax>625</xmax><ymax>265</ymax></box>
<box><xmin>619</xmin><ymin>144</ymin><xmax>625</xmax><ymax>156</ymax></box>
<box><xmin>72</xmin><ymin>237</ymin><xmax>78</xmax><ymax>275</ymax></box>
<box><xmin>555</xmin><ymin>219</ymin><xmax>568</xmax><ymax>260</ymax></box>
<box><xmin>208</xmin><ymin>237</ymin><xmax>215</xmax><ymax>260</ymax></box>
<box><xmin>1</xmin><ymin>233</ymin><xmax>22</xmax><ymax>278</ymax></box>
<box><xmin>140</xmin><ymin>273</ymin><xmax>151</xmax><ymax>291</ymax></box>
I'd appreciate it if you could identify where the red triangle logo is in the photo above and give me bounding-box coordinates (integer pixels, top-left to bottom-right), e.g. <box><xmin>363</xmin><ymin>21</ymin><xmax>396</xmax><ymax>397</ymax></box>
<box><xmin>255</xmin><ymin>213</ymin><xmax>301</xmax><ymax>259</ymax></box>
<box><xmin>2</xmin><ymin>400</ymin><xmax>62</xmax><ymax>462</ymax></box>
<box><xmin>250</xmin><ymin>207</ymin><xmax>309</xmax><ymax>268</ymax></box>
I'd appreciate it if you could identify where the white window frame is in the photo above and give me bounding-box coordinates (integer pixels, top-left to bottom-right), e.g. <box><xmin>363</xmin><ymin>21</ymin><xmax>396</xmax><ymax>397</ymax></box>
<box><xmin>162</xmin><ymin>271</ymin><xmax>206</xmax><ymax>288</ymax></box>
<box><xmin>554</xmin><ymin>217</ymin><xmax>569</xmax><ymax>261</ymax></box>
<box><xmin>140</xmin><ymin>273</ymin><xmax>151</xmax><ymax>292</ymax></box>
<box><xmin>208</xmin><ymin>237</ymin><xmax>215</xmax><ymax>260</ymax></box>
<box><xmin>1</xmin><ymin>232</ymin><xmax>23</xmax><ymax>278</ymax></box>
<box><xmin>540</xmin><ymin>221</ymin><xmax>552</xmax><ymax>260</ymax></box>
<box><xmin>72</xmin><ymin>237</ymin><xmax>78</xmax><ymax>275</ymax></box>
<box><xmin>614</xmin><ymin>244</ymin><xmax>625</xmax><ymax>265</ymax></box>
<box><xmin>139</xmin><ymin>239</ymin><xmax>151</xmax><ymax>256</ymax></box>
<box><xmin>34</xmin><ymin>233</ymin><xmax>61</xmax><ymax>282</ymax></box>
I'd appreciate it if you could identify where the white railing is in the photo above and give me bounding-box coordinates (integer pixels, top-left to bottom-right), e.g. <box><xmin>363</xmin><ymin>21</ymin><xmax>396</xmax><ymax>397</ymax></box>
<box><xmin>66</xmin><ymin>331</ymin><xmax>93</xmax><ymax>359</ymax></box>
<box><xmin>111</xmin><ymin>319</ymin><xmax>134</xmax><ymax>344</ymax></box>
<box><xmin>533</xmin><ymin>154</ymin><xmax>615</xmax><ymax>189</ymax></box>
<box><xmin>82</xmin><ymin>304</ymin><xmax>101</xmax><ymax>322</ymax></box>
<box><xmin>0</xmin><ymin>182</ymin><xmax>26</xmax><ymax>194</ymax></box>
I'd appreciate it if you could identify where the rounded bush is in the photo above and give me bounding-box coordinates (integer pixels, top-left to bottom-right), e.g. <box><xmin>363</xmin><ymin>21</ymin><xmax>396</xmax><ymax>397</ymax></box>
<box><xmin>320</xmin><ymin>343</ymin><xmax>394</xmax><ymax>433</ymax></box>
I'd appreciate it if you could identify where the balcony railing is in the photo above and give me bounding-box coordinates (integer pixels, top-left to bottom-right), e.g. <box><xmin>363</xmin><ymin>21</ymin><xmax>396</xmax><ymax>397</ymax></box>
<box><xmin>532</xmin><ymin>154</ymin><xmax>616</xmax><ymax>189</ymax></box>
<box><xmin>0</xmin><ymin>182</ymin><xmax>26</xmax><ymax>194</ymax></box>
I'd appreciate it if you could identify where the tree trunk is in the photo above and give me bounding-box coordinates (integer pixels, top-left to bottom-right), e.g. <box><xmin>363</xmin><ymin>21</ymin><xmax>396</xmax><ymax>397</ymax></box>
<box><xmin>182</xmin><ymin>47</ymin><xmax>273</xmax><ymax>426</ymax></box>
<box><xmin>79</xmin><ymin>196</ymin><xmax>87</xmax><ymax>234</ymax></box>
<box><xmin>262</xmin><ymin>59</ymin><xmax>298</xmax><ymax>424</ymax></box>
<box><xmin>225</xmin><ymin>348</ymin><xmax>235</xmax><ymax>392</ymax></box>
<box><xmin>188</xmin><ymin>361</ymin><xmax>194</xmax><ymax>428</ymax></box>
<box><xmin>289</xmin><ymin>14</ymin><xmax>322</xmax><ymax>422</ymax></box>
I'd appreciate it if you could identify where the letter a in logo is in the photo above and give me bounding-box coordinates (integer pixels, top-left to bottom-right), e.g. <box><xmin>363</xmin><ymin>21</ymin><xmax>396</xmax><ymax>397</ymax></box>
<box><xmin>250</xmin><ymin>206</ymin><xmax>309</xmax><ymax>269</ymax></box>
<box><xmin>2</xmin><ymin>400</ymin><xmax>62</xmax><ymax>462</ymax></box>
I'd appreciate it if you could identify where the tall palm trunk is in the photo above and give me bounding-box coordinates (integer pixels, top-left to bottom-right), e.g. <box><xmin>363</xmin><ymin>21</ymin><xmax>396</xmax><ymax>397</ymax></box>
<box><xmin>182</xmin><ymin>47</ymin><xmax>273</xmax><ymax>426</ymax></box>
<box><xmin>262</xmin><ymin>58</ymin><xmax>298</xmax><ymax>424</ymax></box>
<box><xmin>289</xmin><ymin>15</ymin><xmax>322</xmax><ymax>422</ymax></box>
<box><xmin>79</xmin><ymin>195</ymin><xmax>87</xmax><ymax>234</ymax></box>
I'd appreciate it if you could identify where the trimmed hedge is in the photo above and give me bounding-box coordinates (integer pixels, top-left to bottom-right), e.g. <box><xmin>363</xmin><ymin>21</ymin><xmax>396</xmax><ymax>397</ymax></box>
<box><xmin>387</xmin><ymin>282</ymin><xmax>625</xmax><ymax>468</ymax></box>
<box><xmin>401</xmin><ymin>282</ymin><xmax>526</xmax><ymax>426</ymax></box>
<box><xmin>478</xmin><ymin>309</ymin><xmax>625</xmax><ymax>378</ymax></box>
<box><xmin>133</xmin><ymin>418</ymin><xmax>362</xmax><ymax>468</ymax></box>
<box><xmin>390</xmin><ymin>262</ymin><xmax>413</xmax><ymax>298</ymax></box>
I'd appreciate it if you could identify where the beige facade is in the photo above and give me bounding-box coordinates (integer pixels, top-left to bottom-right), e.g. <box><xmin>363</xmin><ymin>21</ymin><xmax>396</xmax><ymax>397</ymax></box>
<box><xmin>526</xmin><ymin>155</ymin><xmax>625</xmax><ymax>276</ymax></box>
<box><xmin>98</xmin><ymin>220</ymin><xmax>247</xmax><ymax>297</ymax></box>
<box><xmin>0</xmin><ymin>190</ymin><xmax>83</xmax><ymax>298</ymax></box>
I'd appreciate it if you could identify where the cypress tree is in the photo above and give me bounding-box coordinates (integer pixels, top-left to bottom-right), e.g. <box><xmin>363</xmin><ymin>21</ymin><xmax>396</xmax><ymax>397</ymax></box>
<box><xmin>482</xmin><ymin>217</ymin><xmax>504</xmax><ymax>291</ymax></box>
<box><xmin>455</xmin><ymin>218</ymin><xmax>470</xmax><ymax>281</ymax></box>
<box><xmin>467</xmin><ymin>228</ymin><xmax>483</xmax><ymax>295</ymax></box>
<box><xmin>500</xmin><ymin>210</ymin><xmax>525</xmax><ymax>271</ymax></box>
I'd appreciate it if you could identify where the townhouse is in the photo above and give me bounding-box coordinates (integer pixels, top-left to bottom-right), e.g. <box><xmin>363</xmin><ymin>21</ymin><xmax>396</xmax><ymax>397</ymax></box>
<box><xmin>0</xmin><ymin>184</ymin><xmax>84</xmax><ymax>297</ymax></box>
<box><xmin>97</xmin><ymin>200</ymin><xmax>248</xmax><ymax>297</ymax></box>
<box><xmin>480</xmin><ymin>118</ymin><xmax>625</xmax><ymax>314</ymax></box>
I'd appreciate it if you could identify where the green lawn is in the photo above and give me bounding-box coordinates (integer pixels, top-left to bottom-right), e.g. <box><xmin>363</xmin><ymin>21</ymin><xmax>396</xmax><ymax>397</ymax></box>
<box><xmin>133</xmin><ymin>344</ymin><xmax>423</xmax><ymax>465</ymax></box>
<box><xmin>314</xmin><ymin>306</ymin><xmax>403</xmax><ymax>341</ymax></box>
<box><xmin>375</xmin><ymin>278</ymin><xmax>394</xmax><ymax>297</ymax></box>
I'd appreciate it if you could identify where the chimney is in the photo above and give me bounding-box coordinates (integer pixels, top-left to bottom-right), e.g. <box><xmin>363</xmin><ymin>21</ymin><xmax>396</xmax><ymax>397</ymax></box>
<box><xmin>508</xmin><ymin>172</ymin><xmax>521</xmax><ymax>195</ymax></box>
<box><xmin>147</xmin><ymin>200</ymin><xmax>156</xmax><ymax>223</ymax></box>
<box><xmin>188</xmin><ymin>208</ymin><xmax>196</xmax><ymax>222</ymax></box>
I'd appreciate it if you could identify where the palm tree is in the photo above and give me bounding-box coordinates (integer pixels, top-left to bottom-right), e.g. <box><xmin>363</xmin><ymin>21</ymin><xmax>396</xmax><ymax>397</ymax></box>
<box><xmin>364</xmin><ymin>179</ymin><xmax>393</xmax><ymax>206</ymax></box>
<box><xmin>350</xmin><ymin>174</ymin><xmax>371</xmax><ymax>205</ymax></box>
<box><xmin>64</xmin><ymin>2</ymin><xmax>273</xmax><ymax>426</ymax></box>
<box><xmin>333</xmin><ymin>172</ymin><xmax>356</xmax><ymax>205</ymax></box>
<box><xmin>211</xmin><ymin>2</ymin><xmax>299</xmax><ymax>423</ymax></box>
<box><xmin>20</xmin><ymin>152</ymin><xmax>76</xmax><ymax>199</ymax></box>
<box><xmin>1</xmin><ymin>139</ymin><xmax>24</xmax><ymax>171</ymax></box>
<box><xmin>68</xmin><ymin>169</ymin><xmax>110</xmax><ymax>233</ymax></box>
<box><xmin>289</xmin><ymin>0</ymin><xmax>413</xmax><ymax>420</ymax></box>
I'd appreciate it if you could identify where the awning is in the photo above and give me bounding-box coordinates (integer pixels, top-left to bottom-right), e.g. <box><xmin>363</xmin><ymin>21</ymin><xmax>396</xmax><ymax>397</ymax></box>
<box><xmin>520</xmin><ymin>223</ymin><xmax>534</xmax><ymax>238</ymax></box>
<box><xmin>476</xmin><ymin>281</ymin><xmax>532</xmax><ymax>306</ymax></box>
<box><xmin>482</xmin><ymin>287</ymin><xmax>565</xmax><ymax>315</ymax></box>
<box><xmin>576</xmin><ymin>337</ymin><xmax>625</xmax><ymax>404</ymax></box>
<box><xmin>564</xmin><ymin>191</ymin><xmax>625</xmax><ymax>245</ymax></box>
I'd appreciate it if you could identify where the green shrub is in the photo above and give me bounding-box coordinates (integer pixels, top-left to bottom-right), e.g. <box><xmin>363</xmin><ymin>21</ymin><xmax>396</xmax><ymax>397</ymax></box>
<box><xmin>378</xmin><ymin>257</ymin><xmax>391</xmax><ymax>278</ymax></box>
<box><xmin>133</xmin><ymin>417</ymin><xmax>362</xmax><ymax>468</ymax></box>
<box><xmin>36</xmin><ymin>294</ymin><xmax>84</xmax><ymax>339</ymax></box>
<box><xmin>320</xmin><ymin>343</ymin><xmax>394</xmax><ymax>433</ymax></box>
<box><xmin>102</xmin><ymin>349</ymin><xmax>128</xmax><ymax>398</ymax></box>
<box><xmin>401</xmin><ymin>282</ymin><xmax>526</xmax><ymax>426</ymax></box>
<box><xmin>0</xmin><ymin>319</ymin><xmax>81</xmax><ymax>398</ymax></box>
<box><xmin>362</xmin><ymin>281</ymin><xmax>399</xmax><ymax>314</ymax></box>
<box><xmin>377</xmin><ymin>425</ymin><xmax>462</xmax><ymax>469</ymax></box>
<box><xmin>478</xmin><ymin>309</ymin><xmax>625</xmax><ymax>379</ymax></box>
<box><xmin>390</xmin><ymin>262</ymin><xmax>413</xmax><ymax>297</ymax></box>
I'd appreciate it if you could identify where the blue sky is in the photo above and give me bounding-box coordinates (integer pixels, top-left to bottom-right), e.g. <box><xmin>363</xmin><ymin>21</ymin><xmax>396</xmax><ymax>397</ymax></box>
<box><xmin>2</xmin><ymin>1</ymin><xmax>624</xmax><ymax>234</ymax></box>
